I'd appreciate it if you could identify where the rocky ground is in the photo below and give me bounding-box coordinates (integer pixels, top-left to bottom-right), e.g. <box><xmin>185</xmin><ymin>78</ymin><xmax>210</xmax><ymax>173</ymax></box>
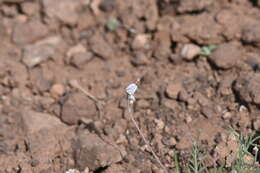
<box><xmin>0</xmin><ymin>0</ymin><xmax>260</xmax><ymax>172</ymax></box>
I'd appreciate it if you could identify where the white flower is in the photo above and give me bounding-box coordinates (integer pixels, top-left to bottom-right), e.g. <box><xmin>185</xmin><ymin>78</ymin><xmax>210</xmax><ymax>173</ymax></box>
<box><xmin>126</xmin><ymin>83</ymin><xmax>138</xmax><ymax>102</ymax></box>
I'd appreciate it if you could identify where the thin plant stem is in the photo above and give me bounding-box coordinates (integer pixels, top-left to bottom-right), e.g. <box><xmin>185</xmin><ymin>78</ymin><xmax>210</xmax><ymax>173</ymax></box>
<box><xmin>70</xmin><ymin>80</ymin><xmax>100</xmax><ymax>103</ymax></box>
<box><xmin>128</xmin><ymin>101</ymin><xmax>169</xmax><ymax>173</ymax></box>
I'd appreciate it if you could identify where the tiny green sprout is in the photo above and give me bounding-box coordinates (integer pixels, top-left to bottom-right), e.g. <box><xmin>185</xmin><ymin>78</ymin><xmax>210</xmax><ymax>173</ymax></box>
<box><xmin>199</xmin><ymin>44</ymin><xmax>217</xmax><ymax>56</ymax></box>
<box><xmin>106</xmin><ymin>17</ymin><xmax>120</xmax><ymax>31</ymax></box>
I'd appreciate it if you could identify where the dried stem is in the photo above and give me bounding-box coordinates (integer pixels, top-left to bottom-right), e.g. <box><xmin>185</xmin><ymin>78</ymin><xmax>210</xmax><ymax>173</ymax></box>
<box><xmin>70</xmin><ymin>80</ymin><xmax>104</xmax><ymax>114</ymax></box>
<box><xmin>127</xmin><ymin>101</ymin><xmax>169</xmax><ymax>173</ymax></box>
<box><xmin>70</xmin><ymin>80</ymin><xmax>100</xmax><ymax>103</ymax></box>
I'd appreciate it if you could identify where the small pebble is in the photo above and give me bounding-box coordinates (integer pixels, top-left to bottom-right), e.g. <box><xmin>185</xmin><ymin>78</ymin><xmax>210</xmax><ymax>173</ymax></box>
<box><xmin>137</xmin><ymin>99</ymin><xmax>150</xmax><ymax>108</ymax></box>
<box><xmin>132</xmin><ymin>34</ymin><xmax>150</xmax><ymax>50</ymax></box>
<box><xmin>180</xmin><ymin>44</ymin><xmax>201</xmax><ymax>60</ymax></box>
<box><xmin>222</xmin><ymin>111</ymin><xmax>232</xmax><ymax>119</ymax></box>
<box><xmin>154</xmin><ymin>119</ymin><xmax>165</xmax><ymax>130</ymax></box>
<box><xmin>166</xmin><ymin>82</ymin><xmax>182</xmax><ymax>99</ymax></box>
<box><xmin>83</xmin><ymin>167</ymin><xmax>90</xmax><ymax>173</ymax></box>
<box><xmin>253</xmin><ymin>119</ymin><xmax>260</xmax><ymax>130</ymax></box>
<box><xmin>50</xmin><ymin>84</ymin><xmax>65</xmax><ymax>99</ymax></box>
<box><xmin>185</xmin><ymin>116</ymin><xmax>192</xmax><ymax>123</ymax></box>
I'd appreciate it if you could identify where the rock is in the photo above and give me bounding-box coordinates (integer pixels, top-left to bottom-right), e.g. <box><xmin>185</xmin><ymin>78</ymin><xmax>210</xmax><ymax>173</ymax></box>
<box><xmin>153</xmin><ymin>31</ymin><xmax>171</xmax><ymax>59</ymax></box>
<box><xmin>21</xmin><ymin>2</ymin><xmax>40</xmax><ymax>16</ymax></box>
<box><xmin>185</xmin><ymin>116</ymin><xmax>192</xmax><ymax>123</ymax></box>
<box><xmin>222</xmin><ymin>111</ymin><xmax>232</xmax><ymax>120</ymax></box>
<box><xmin>42</xmin><ymin>0</ymin><xmax>80</xmax><ymax>25</ymax></box>
<box><xmin>70</xmin><ymin>52</ymin><xmax>93</xmax><ymax>68</ymax></box>
<box><xmin>75</xmin><ymin>131</ymin><xmax>123</xmax><ymax>171</ymax></box>
<box><xmin>89</xmin><ymin>33</ymin><xmax>114</xmax><ymax>59</ymax></box>
<box><xmin>23</xmin><ymin>112</ymin><xmax>75</xmax><ymax>171</ymax></box>
<box><xmin>175</xmin><ymin>136</ymin><xmax>192</xmax><ymax>150</ymax></box>
<box><xmin>22</xmin><ymin>35</ymin><xmax>62</xmax><ymax>68</ymax></box>
<box><xmin>2</xmin><ymin>4</ymin><xmax>18</xmax><ymax>17</ymax></box>
<box><xmin>83</xmin><ymin>167</ymin><xmax>90</xmax><ymax>173</ymax></box>
<box><xmin>61</xmin><ymin>92</ymin><xmax>97</xmax><ymax>125</ymax></box>
<box><xmin>35</xmin><ymin>35</ymin><xmax>62</xmax><ymax>45</ymax></box>
<box><xmin>103</xmin><ymin>164</ymin><xmax>125</xmax><ymax>173</ymax></box>
<box><xmin>162</xmin><ymin>137</ymin><xmax>177</xmax><ymax>147</ymax></box>
<box><xmin>177</xmin><ymin>0</ymin><xmax>213</xmax><ymax>13</ymax></box>
<box><xmin>171</xmin><ymin>13</ymin><xmax>223</xmax><ymax>45</ymax></box>
<box><xmin>218</xmin><ymin>72</ymin><xmax>237</xmax><ymax>95</ymax></box>
<box><xmin>154</xmin><ymin>119</ymin><xmax>165</xmax><ymax>130</ymax></box>
<box><xmin>245</xmin><ymin>52</ymin><xmax>260</xmax><ymax>72</ymax></box>
<box><xmin>234</xmin><ymin>73</ymin><xmax>260</xmax><ymax>105</ymax></box>
<box><xmin>90</xmin><ymin>0</ymin><xmax>101</xmax><ymax>15</ymax></box>
<box><xmin>171</xmin><ymin>13</ymin><xmax>223</xmax><ymax>44</ymax></box>
<box><xmin>29</xmin><ymin>67</ymin><xmax>52</xmax><ymax>93</ymax></box>
<box><xmin>21</xmin><ymin>109</ymin><xmax>65</xmax><ymax>134</ymax></box>
<box><xmin>2</xmin><ymin>0</ymin><xmax>24</xmax><ymax>3</ymax></box>
<box><xmin>215</xmin><ymin>9</ymin><xmax>243</xmax><ymax>40</ymax></box>
<box><xmin>253</xmin><ymin>119</ymin><xmax>260</xmax><ymax>130</ymax></box>
<box><xmin>132</xmin><ymin>34</ymin><xmax>150</xmax><ymax>50</ymax></box>
<box><xmin>66</xmin><ymin>44</ymin><xmax>93</xmax><ymax>68</ymax></box>
<box><xmin>201</xmin><ymin>106</ymin><xmax>217</xmax><ymax>118</ymax></box>
<box><xmin>66</xmin><ymin>44</ymin><xmax>86</xmax><ymax>58</ymax></box>
<box><xmin>242</xmin><ymin>24</ymin><xmax>260</xmax><ymax>46</ymax></box>
<box><xmin>180</xmin><ymin>44</ymin><xmax>201</xmax><ymax>60</ymax></box>
<box><xmin>22</xmin><ymin>44</ymin><xmax>55</xmax><ymax>68</ymax></box>
<box><xmin>214</xmin><ymin>134</ymin><xmax>238</xmax><ymax>167</ymax></box>
<box><xmin>50</xmin><ymin>83</ymin><xmax>65</xmax><ymax>99</ymax></box>
<box><xmin>166</xmin><ymin>82</ymin><xmax>182</xmax><ymax>99</ymax></box>
<box><xmin>209</xmin><ymin>42</ymin><xmax>242</xmax><ymax>69</ymax></box>
<box><xmin>131</xmin><ymin>52</ymin><xmax>149</xmax><ymax>66</ymax></box>
<box><xmin>163</xmin><ymin>99</ymin><xmax>179</xmax><ymax>111</ymax></box>
<box><xmin>12</xmin><ymin>19</ymin><xmax>49</xmax><ymax>45</ymax></box>
<box><xmin>144</xmin><ymin>0</ymin><xmax>158</xmax><ymax>30</ymax></box>
<box><xmin>136</xmin><ymin>99</ymin><xmax>150</xmax><ymax>109</ymax></box>
<box><xmin>99</xmin><ymin>0</ymin><xmax>115</xmax><ymax>12</ymax></box>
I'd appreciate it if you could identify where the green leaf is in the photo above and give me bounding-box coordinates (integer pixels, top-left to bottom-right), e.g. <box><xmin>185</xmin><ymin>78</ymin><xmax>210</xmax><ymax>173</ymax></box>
<box><xmin>107</xmin><ymin>18</ymin><xmax>120</xmax><ymax>31</ymax></box>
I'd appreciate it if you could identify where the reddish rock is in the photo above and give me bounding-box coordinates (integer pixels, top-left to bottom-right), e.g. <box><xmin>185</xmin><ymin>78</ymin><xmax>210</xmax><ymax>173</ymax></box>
<box><xmin>66</xmin><ymin>44</ymin><xmax>86</xmax><ymax>58</ymax></box>
<box><xmin>42</xmin><ymin>0</ymin><xmax>80</xmax><ymax>25</ymax></box>
<box><xmin>21</xmin><ymin>2</ymin><xmax>40</xmax><ymax>16</ymax></box>
<box><xmin>166</xmin><ymin>82</ymin><xmax>183</xmax><ymax>99</ymax></box>
<box><xmin>22</xmin><ymin>35</ymin><xmax>62</xmax><ymax>68</ymax></box>
<box><xmin>12</xmin><ymin>19</ymin><xmax>49</xmax><ymax>45</ymax></box>
<box><xmin>70</xmin><ymin>52</ymin><xmax>93</xmax><ymax>68</ymax></box>
<box><xmin>89</xmin><ymin>33</ymin><xmax>114</xmax><ymax>59</ymax></box>
<box><xmin>131</xmin><ymin>52</ymin><xmax>150</xmax><ymax>66</ymax></box>
<box><xmin>2</xmin><ymin>4</ymin><xmax>18</xmax><ymax>17</ymax></box>
<box><xmin>177</xmin><ymin>0</ymin><xmax>213</xmax><ymax>13</ymax></box>
<box><xmin>75</xmin><ymin>131</ymin><xmax>123</xmax><ymax>171</ymax></box>
<box><xmin>50</xmin><ymin>83</ymin><xmax>65</xmax><ymax>99</ymax></box>
<box><xmin>180</xmin><ymin>44</ymin><xmax>201</xmax><ymax>60</ymax></box>
<box><xmin>215</xmin><ymin>9</ymin><xmax>243</xmax><ymax>40</ymax></box>
<box><xmin>29</xmin><ymin>67</ymin><xmax>52</xmax><ymax>93</ymax></box>
<box><xmin>153</xmin><ymin>31</ymin><xmax>171</xmax><ymax>59</ymax></box>
<box><xmin>209</xmin><ymin>42</ymin><xmax>242</xmax><ymax>69</ymax></box>
<box><xmin>242</xmin><ymin>24</ymin><xmax>260</xmax><ymax>46</ymax></box>
<box><xmin>21</xmin><ymin>109</ymin><xmax>65</xmax><ymax>134</ymax></box>
<box><xmin>103</xmin><ymin>164</ymin><xmax>125</xmax><ymax>173</ymax></box>
<box><xmin>21</xmin><ymin>109</ymin><xmax>75</xmax><ymax>171</ymax></box>
<box><xmin>171</xmin><ymin>14</ymin><xmax>223</xmax><ymax>44</ymax></box>
<box><xmin>61</xmin><ymin>92</ymin><xmax>97</xmax><ymax>125</ymax></box>
<box><xmin>22</xmin><ymin>43</ymin><xmax>55</xmax><ymax>68</ymax></box>
<box><xmin>2</xmin><ymin>0</ymin><xmax>24</xmax><ymax>2</ymax></box>
<box><xmin>132</xmin><ymin>34</ymin><xmax>150</xmax><ymax>50</ymax></box>
<box><xmin>234</xmin><ymin>73</ymin><xmax>260</xmax><ymax>105</ymax></box>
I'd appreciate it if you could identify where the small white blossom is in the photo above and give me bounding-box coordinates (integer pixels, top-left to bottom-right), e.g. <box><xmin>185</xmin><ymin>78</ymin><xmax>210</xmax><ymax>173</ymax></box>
<box><xmin>126</xmin><ymin>83</ymin><xmax>138</xmax><ymax>102</ymax></box>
